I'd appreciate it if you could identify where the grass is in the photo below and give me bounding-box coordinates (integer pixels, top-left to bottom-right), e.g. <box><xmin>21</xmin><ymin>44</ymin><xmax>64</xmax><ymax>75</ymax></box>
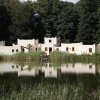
<box><xmin>0</xmin><ymin>51</ymin><xmax>44</xmax><ymax>62</ymax></box>
<box><xmin>0</xmin><ymin>80</ymin><xmax>100</xmax><ymax>100</ymax></box>
<box><xmin>50</xmin><ymin>51</ymin><xmax>100</xmax><ymax>63</ymax></box>
<box><xmin>1</xmin><ymin>51</ymin><xmax>100</xmax><ymax>63</ymax></box>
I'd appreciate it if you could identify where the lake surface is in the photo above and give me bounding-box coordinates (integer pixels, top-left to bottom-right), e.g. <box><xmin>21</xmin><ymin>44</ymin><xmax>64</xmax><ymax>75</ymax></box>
<box><xmin>0</xmin><ymin>62</ymin><xmax>100</xmax><ymax>99</ymax></box>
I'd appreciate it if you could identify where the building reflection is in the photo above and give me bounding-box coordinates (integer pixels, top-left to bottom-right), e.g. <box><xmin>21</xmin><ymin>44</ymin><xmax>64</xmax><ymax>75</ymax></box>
<box><xmin>0</xmin><ymin>62</ymin><xmax>97</xmax><ymax>78</ymax></box>
<box><xmin>61</xmin><ymin>63</ymin><xmax>95</xmax><ymax>74</ymax></box>
<box><xmin>41</xmin><ymin>63</ymin><xmax>57</xmax><ymax>78</ymax></box>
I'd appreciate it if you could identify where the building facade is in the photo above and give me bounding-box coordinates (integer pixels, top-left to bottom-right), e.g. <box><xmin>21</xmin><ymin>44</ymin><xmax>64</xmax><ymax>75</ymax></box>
<box><xmin>0</xmin><ymin>37</ymin><xmax>100</xmax><ymax>55</ymax></box>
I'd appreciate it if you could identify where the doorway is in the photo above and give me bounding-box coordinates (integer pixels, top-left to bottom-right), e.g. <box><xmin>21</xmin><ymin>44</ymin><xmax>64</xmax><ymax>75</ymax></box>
<box><xmin>49</xmin><ymin>47</ymin><xmax>52</xmax><ymax>54</ymax></box>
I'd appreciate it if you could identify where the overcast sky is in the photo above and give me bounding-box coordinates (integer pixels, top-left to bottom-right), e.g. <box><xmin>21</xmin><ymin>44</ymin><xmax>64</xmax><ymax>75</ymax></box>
<box><xmin>20</xmin><ymin>0</ymin><xmax>79</xmax><ymax>3</ymax></box>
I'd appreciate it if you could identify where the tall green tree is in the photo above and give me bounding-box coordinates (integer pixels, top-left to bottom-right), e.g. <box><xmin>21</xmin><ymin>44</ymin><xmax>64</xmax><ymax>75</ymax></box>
<box><xmin>94</xmin><ymin>8</ymin><xmax>100</xmax><ymax>44</ymax></box>
<box><xmin>9</xmin><ymin>1</ymin><xmax>35</xmax><ymax>44</ymax></box>
<box><xmin>55</xmin><ymin>2</ymin><xmax>79</xmax><ymax>43</ymax></box>
<box><xmin>0</xmin><ymin>0</ymin><xmax>11</xmax><ymax>45</ymax></box>
<box><xmin>36</xmin><ymin>0</ymin><xmax>61</xmax><ymax>38</ymax></box>
<box><xmin>76</xmin><ymin>0</ymin><xmax>100</xmax><ymax>44</ymax></box>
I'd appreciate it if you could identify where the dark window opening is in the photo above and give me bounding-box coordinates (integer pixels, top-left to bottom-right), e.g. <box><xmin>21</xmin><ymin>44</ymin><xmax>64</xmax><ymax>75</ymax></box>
<box><xmin>16</xmin><ymin>49</ymin><xmax>18</xmax><ymax>52</ymax></box>
<box><xmin>12</xmin><ymin>65</ymin><xmax>14</xmax><ymax>68</ymax></box>
<box><xmin>66</xmin><ymin>47</ymin><xmax>68</xmax><ymax>51</ymax></box>
<box><xmin>16</xmin><ymin>65</ymin><xmax>19</xmax><ymax>68</ymax></box>
<box><xmin>89</xmin><ymin>65</ymin><xmax>92</xmax><ymax>68</ymax></box>
<box><xmin>49</xmin><ymin>64</ymin><xmax>52</xmax><ymax>67</ymax></box>
<box><xmin>66</xmin><ymin>65</ymin><xmax>68</xmax><ymax>67</ymax></box>
<box><xmin>89</xmin><ymin>48</ymin><xmax>92</xmax><ymax>53</ymax></box>
<box><xmin>45</xmin><ymin>47</ymin><xmax>48</xmax><ymax>51</ymax></box>
<box><xmin>49</xmin><ymin>47</ymin><xmax>52</xmax><ymax>54</ymax></box>
<box><xmin>12</xmin><ymin>49</ymin><xmax>14</xmax><ymax>52</ymax></box>
<box><xmin>22</xmin><ymin>48</ymin><xmax>24</xmax><ymax>52</ymax></box>
<box><xmin>49</xmin><ymin>40</ymin><xmax>52</xmax><ymax>43</ymax></box>
<box><xmin>36</xmin><ymin>48</ymin><xmax>37</xmax><ymax>51</ymax></box>
<box><xmin>72</xmin><ymin>47</ymin><xmax>74</xmax><ymax>51</ymax></box>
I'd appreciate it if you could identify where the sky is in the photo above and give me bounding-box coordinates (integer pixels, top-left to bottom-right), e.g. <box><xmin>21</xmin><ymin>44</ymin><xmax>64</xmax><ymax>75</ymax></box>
<box><xmin>20</xmin><ymin>0</ymin><xmax>79</xmax><ymax>3</ymax></box>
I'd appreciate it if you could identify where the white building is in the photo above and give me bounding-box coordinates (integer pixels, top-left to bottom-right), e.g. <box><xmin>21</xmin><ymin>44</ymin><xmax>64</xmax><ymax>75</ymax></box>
<box><xmin>0</xmin><ymin>37</ymin><xmax>100</xmax><ymax>55</ymax></box>
<box><xmin>40</xmin><ymin>37</ymin><xmax>60</xmax><ymax>55</ymax></box>
<box><xmin>13</xmin><ymin>39</ymin><xmax>39</xmax><ymax>52</ymax></box>
<box><xmin>0</xmin><ymin>46</ymin><xmax>23</xmax><ymax>55</ymax></box>
<box><xmin>59</xmin><ymin>43</ymin><xmax>96</xmax><ymax>55</ymax></box>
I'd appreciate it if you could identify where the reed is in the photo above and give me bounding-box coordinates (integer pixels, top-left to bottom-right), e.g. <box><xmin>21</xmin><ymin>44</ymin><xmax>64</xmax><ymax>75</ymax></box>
<box><xmin>0</xmin><ymin>82</ymin><xmax>99</xmax><ymax>100</ymax></box>
<box><xmin>0</xmin><ymin>51</ymin><xmax>44</xmax><ymax>61</ymax></box>
<box><xmin>50</xmin><ymin>51</ymin><xmax>100</xmax><ymax>63</ymax></box>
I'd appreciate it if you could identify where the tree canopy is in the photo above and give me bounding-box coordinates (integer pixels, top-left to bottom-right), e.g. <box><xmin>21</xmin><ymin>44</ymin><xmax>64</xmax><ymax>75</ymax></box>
<box><xmin>0</xmin><ymin>0</ymin><xmax>100</xmax><ymax>45</ymax></box>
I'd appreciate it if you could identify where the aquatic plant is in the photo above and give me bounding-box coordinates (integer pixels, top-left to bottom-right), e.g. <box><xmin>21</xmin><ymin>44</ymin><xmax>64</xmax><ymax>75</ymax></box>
<box><xmin>50</xmin><ymin>51</ymin><xmax>100</xmax><ymax>63</ymax></box>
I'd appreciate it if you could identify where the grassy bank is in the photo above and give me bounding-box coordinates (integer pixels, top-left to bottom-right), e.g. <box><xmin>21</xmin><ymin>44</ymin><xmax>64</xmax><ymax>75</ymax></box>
<box><xmin>0</xmin><ymin>51</ymin><xmax>44</xmax><ymax>61</ymax></box>
<box><xmin>50</xmin><ymin>51</ymin><xmax>100</xmax><ymax>63</ymax></box>
<box><xmin>1</xmin><ymin>51</ymin><xmax>100</xmax><ymax>62</ymax></box>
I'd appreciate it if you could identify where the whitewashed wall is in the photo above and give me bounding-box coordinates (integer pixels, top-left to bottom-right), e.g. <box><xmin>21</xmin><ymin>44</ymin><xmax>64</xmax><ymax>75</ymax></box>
<box><xmin>60</xmin><ymin>43</ymin><xmax>95</xmax><ymax>55</ymax></box>
<box><xmin>17</xmin><ymin>39</ymin><xmax>38</xmax><ymax>47</ymax></box>
<box><xmin>0</xmin><ymin>46</ymin><xmax>22</xmax><ymax>55</ymax></box>
<box><xmin>95</xmin><ymin>43</ymin><xmax>100</xmax><ymax>53</ymax></box>
<box><xmin>41</xmin><ymin>44</ymin><xmax>54</xmax><ymax>55</ymax></box>
<box><xmin>44</xmin><ymin>37</ymin><xmax>60</xmax><ymax>46</ymax></box>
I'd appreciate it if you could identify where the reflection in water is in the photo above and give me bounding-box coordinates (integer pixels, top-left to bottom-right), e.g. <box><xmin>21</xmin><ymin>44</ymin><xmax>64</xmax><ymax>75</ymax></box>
<box><xmin>0</xmin><ymin>62</ymin><xmax>98</xmax><ymax>78</ymax></box>
<box><xmin>0</xmin><ymin>62</ymin><xmax>100</xmax><ymax>100</ymax></box>
<box><xmin>61</xmin><ymin>63</ymin><xmax>95</xmax><ymax>74</ymax></box>
<box><xmin>42</xmin><ymin>63</ymin><xmax>57</xmax><ymax>78</ymax></box>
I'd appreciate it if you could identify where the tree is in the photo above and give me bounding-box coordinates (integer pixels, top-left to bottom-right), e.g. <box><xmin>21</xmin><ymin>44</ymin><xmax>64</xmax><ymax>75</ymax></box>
<box><xmin>36</xmin><ymin>0</ymin><xmax>61</xmax><ymax>38</ymax></box>
<box><xmin>76</xmin><ymin>0</ymin><xmax>100</xmax><ymax>44</ymax></box>
<box><xmin>55</xmin><ymin>2</ymin><xmax>79</xmax><ymax>43</ymax></box>
<box><xmin>9</xmin><ymin>1</ymin><xmax>35</xmax><ymax>44</ymax></box>
<box><xmin>0</xmin><ymin>0</ymin><xmax>11</xmax><ymax>45</ymax></box>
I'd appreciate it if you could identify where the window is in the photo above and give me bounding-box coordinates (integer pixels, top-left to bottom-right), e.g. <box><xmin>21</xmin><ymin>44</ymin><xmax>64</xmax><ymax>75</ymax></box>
<box><xmin>49</xmin><ymin>40</ymin><xmax>52</xmax><ymax>43</ymax></box>
<box><xmin>66</xmin><ymin>65</ymin><xmax>68</xmax><ymax>67</ymax></box>
<box><xmin>23</xmin><ymin>49</ymin><xmax>24</xmax><ymax>52</ymax></box>
<box><xmin>45</xmin><ymin>47</ymin><xmax>48</xmax><ymax>51</ymax></box>
<box><xmin>12</xmin><ymin>65</ymin><xmax>14</xmax><ymax>68</ymax></box>
<box><xmin>49</xmin><ymin>64</ymin><xmax>52</xmax><ymax>67</ymax></box>
<box><xmin>35</xmin><ymin>48</ymin><xmax>37</xmax><ymax>51</ymax></box>
<box><xmin>12</xmin><ymin>49</ymin><xmax>14</xmax><ymax>52</ymax></box>
<box><xmin>72</xmin><ymin>47</ymin><xmax>74</xmax><ymax>51</ymax></box>
<box><xmin>16</xmin><ymin>49</ymin><xmax>18</xmax><ymax>52</ymax></box>
<box><xmin>66</xmin><ymin>47</ymin><xmax>68</xmax><ymax>51</ymax></box>
<box><xmin>89</xmin><ymin>65</ymin><xmax>92</xmax><ymax>68</ymax></box>
<box><xmin>16</xmin><ymin>65</ymin><xmax>19</xmax><ymax>68</ymax></box>
<box><xmin>89</xmin><ymin>48</ymin><xmax>92</xmax><ymax>53</ymax></box>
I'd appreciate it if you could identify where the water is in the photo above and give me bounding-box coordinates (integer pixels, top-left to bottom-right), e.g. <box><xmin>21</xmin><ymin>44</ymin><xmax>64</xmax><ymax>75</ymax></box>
<box><xmin>0</xmin><ymin>62</ymin><xmax>97</xmax><ymax>77</ymax></box>
<box><xmin>0</xmin><ymin>62</ymin><xmax>100</xmax><ymax>99</ymax></box>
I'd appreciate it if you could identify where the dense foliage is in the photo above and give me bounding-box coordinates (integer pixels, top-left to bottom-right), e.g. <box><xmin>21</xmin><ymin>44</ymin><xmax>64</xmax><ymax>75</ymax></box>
<box><xmin>0</xmin><ymin>0</ymin><xmax>100</xmax><ymax>45</ymax></box>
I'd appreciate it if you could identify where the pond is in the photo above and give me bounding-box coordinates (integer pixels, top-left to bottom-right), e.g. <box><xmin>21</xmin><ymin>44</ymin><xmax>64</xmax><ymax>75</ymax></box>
<box><xmin>0</xmin><ymin>62</ymin><xmax>100</xmax><ymax>99</ymax></box>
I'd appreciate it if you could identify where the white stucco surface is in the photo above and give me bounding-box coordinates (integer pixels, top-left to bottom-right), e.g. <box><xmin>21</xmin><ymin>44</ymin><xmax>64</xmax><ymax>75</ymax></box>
<box><xmin>0</xmin><ymin>46</ymin><xmax>22</xmax><ymax>55</ymax></box>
